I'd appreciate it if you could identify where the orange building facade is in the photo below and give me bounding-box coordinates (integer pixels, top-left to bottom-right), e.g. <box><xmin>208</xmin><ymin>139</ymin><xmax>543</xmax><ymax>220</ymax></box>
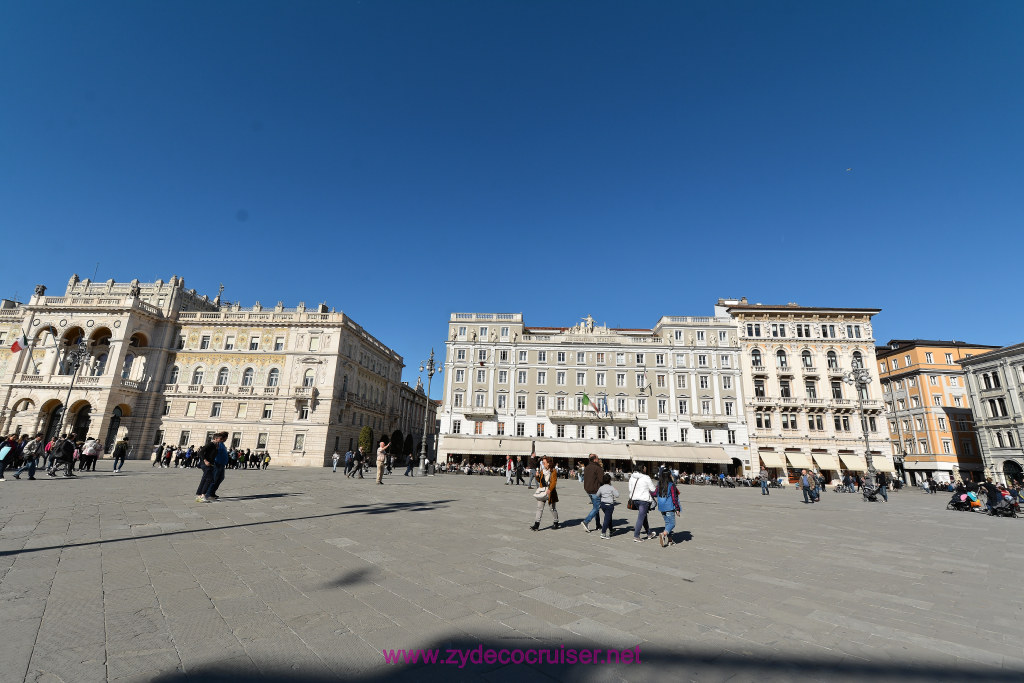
<box><xmin>875</xmin><ymin>340</ymin><xmax>998</xmax><ymax>484</ymax></box>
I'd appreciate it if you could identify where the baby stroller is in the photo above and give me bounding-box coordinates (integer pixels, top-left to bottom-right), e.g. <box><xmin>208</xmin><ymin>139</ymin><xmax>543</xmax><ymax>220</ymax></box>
<box><xmin>988</xmin><ymin>495</ymin><xmax>1018</xmax><ymax>518</ymax></box>
<box><xmin>946</xmin><ymin>493</ymin><xmax>971</xmax><ymax>512</ymax></box>
<box><xmin>862</xmin><ymin>484</ymin><xmax>881</xmax><ymax>502</ymax></box>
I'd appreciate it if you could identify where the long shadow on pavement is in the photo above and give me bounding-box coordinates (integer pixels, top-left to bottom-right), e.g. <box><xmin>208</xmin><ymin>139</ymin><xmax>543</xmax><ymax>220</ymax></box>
<box><xmin>0</xmin><ymin>499</ymin><xmax>455</xmax><ymax>557</ymax></box>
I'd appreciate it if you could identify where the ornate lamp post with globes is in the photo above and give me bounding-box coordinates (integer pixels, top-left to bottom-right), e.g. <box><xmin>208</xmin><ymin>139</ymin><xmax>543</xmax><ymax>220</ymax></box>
<box><xmin>844</xmin><ymin>359</ymin><xmax>876</xmax><ymax>483</ymax></box>
<box><xmin>418</xmin><ymin>349</ymin><xmax>441</xmax><ymax>475</ymax></box>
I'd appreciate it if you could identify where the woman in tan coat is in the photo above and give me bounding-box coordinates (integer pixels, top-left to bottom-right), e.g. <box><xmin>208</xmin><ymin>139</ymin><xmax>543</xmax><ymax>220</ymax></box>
<box><xmin>530</xmin><ymin>456</ymin><xmax>560</xmax><ymax>530</ymax></box>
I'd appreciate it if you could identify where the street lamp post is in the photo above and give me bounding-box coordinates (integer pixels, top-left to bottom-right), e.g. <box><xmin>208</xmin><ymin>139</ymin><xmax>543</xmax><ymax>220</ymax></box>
<box><xmin>844</xmin><ymin>361</ymin><xmax>876</xmax><ymax>483</ymax></box>
<box><xmin>52</xmin><ymin>340</ymin><xmax>90</xmax><ymax>440</ymax></box>
<box><xmin>419</xmin><ymin>349</ymin><xmax>440</xmax><ymax>475</ymax></box>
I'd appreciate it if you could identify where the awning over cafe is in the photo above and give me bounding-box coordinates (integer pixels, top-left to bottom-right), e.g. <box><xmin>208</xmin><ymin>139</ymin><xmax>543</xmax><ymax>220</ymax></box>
<box><xmin>437</xmin><ymin>436</ymin><xmax>533</xmax><ymax>457</ymax></box>
<box><xmin>626</xmin><ymin>443</ymin><xmax>732</xmax><ymax>464</ymax></box>
<box><xmin>785</xmin><ymin>451</ymin><xmax>813</xmax><ymax>470</ymax></box>
<box><xmin>811</xmin><ymin>452</ymin><xmax>841</xmax><ymax>471</ymax></box>
<box><xmin>839</xmin><ymin>453</ymin><xmax>868</xmax><ymax>471</ymax></box>
<box><xmin>757</xmin><ymin>450</ymin><xmax>785</xmax><ymax>468</ymax></box>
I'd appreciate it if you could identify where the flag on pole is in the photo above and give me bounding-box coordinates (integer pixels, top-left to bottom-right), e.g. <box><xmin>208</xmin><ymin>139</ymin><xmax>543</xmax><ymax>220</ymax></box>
<box><xmin>10</xmin><ymin>333</ymin><xmax>28</xmax><ymax>353</ymax></box>
<box><xmin>582</xmin><ymin>393</ymin><xmax>600</xmax><ymax>415</ymax></box>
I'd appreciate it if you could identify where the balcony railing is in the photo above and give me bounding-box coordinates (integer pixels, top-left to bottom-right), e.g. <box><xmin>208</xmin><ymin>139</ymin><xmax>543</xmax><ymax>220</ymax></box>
<box><xmin>462</xmin><ymin>406</ymin><xmax>497</xmax><ymax>418</ymax></box>
<box><xmin>547</xmin><ymin>409</ymin><xmax>636</xmax><ymax>423</ymax></box>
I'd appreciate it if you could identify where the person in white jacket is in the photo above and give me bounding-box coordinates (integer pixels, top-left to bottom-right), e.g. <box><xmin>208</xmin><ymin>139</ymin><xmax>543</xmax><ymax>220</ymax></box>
<box><xmin>628</xmin><ymin>465</ymin><xmax>657</xmax><ymax>542</ymax></box>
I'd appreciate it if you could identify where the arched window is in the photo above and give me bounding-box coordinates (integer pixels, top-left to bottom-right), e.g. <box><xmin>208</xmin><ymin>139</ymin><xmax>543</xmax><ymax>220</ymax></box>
<box><xmin>827</xmin><ymin>351</ymin><xmax>838</xmax><ymax>369</ymax></box>
<box><xmin>801</xmin><ymin>350</ymin><xmax>812</xmax><ymax>368</ymax></box>
<box><xmin>852</xmin><ymin>351</ymin><xmax>864</xmax><ymax>369</ymax></box>
<box><xmin>303</xmin><ymin>369</ymin><xmax>315</xmax><ymax>387</ymax></box>
<box><xmin>168</xmin><ymin>365</ymin><xmax>179</xmax><ymax>384</ymax></box>
<box><xmin>216</xmin><ymin>367</ymin><xmax>229</xmax><ymax>386</ymax></box>
<box><xmin>192</xmin><ymin>367</ymin><xmax>205</xmax><ymax>385</ymax></box>
<box><xmin>267</xmin><ymin>368</ymin><xmax>280</xmax><ymax>387</ymax></box>
<box><xmin>242</xmin><ymin>368</ymin><xmax>254</xmax><ymax>386</ymax></box>
<box><xmin>121</xmin><ymin>354</ymin><xmax>135</xmax><ymax>379</ymax></box>
<box><xmin>92</xmin><ymin>353</ymin><xmax>108</xmax><ymax>377</ymax></box>
<box><xmin>751</xmin><ymin>349</ymin><xmax>762</xmax><ymax>367</ymax></box>
<box><xmin>776</xmin><ymin>350</ymin><xmax>788</xmax><ymax>368</ymax></box>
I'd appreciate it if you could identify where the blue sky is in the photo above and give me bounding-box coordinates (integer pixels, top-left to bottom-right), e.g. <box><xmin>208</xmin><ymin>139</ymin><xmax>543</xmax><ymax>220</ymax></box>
<box><xmin>2</xmin><ymin>1</ymin><xmax>1021</xmax><ymax>393</ymax></box>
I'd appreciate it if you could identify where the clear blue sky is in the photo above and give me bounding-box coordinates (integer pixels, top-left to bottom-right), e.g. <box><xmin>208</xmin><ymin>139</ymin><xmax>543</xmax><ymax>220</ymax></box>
<box><xmin>2</xmin><ymin>1</ymin><xmax>1021</xmax><ymax>394</ymax></box>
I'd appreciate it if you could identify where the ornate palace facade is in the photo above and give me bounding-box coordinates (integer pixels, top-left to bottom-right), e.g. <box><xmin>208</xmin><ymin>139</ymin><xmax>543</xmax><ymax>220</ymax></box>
<box><xmin>0</xmin><ymin>275</ymin><xmax>434</xmax><ymax>465</ymax></box>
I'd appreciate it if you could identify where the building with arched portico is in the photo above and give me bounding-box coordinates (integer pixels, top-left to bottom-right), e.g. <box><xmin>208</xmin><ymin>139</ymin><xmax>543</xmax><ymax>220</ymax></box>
<box><xmin>0</xmin><ymin>275</ymin><xmax>433</xmax><ymax>466</ymax></box>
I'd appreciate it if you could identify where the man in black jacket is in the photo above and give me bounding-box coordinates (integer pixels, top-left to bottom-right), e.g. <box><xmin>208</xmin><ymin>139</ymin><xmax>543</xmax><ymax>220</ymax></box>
<box><xmin>47</xmin><ymin>434</ymin><xmax>77</xmax><ymax>477</ymax></box>
<box><xmin>347</xmin><ymin>447</ymin><xmax>364</xmax><ymax>478</ymax></box>
<box><xmin>580</xmin><ymin>454</ymin><xmax>605</xmax><ymax>533</ymax></box>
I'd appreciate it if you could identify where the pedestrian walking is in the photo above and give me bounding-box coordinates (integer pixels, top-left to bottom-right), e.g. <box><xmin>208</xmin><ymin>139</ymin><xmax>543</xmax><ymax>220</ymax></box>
<box><xmin>530</xmin><ymin>456</ymin><xmax>560</xmax><ymax>530</ymax></box>
<box><xmin>332</xmin><ymin>451</ymin><xmax>340</xmax><ymax>473</ymax></box>
<box><xmin>580</xmin><ymin>454</ymin><xmax>605</xmax><ymax>533</ymax></box>
<box><xmin>505</xmin><ymin>455</ymin><xmax>514</xmax><ymax>485</ymax></box>
<box><xmin>262</xmin><ymin>453</ymin><xmax>271</xmax><ymax>470</ymax></box>
<box><xmin>596</xmin><ymin>473</ymin><xmax>620</xmax><ymax>539</ymax></box>
<box><xmin>628</xmin><ymin>466</ymin><xmax>656</xmax><ymax>542</ymax></box>
<box><xmin>375</xmin><ymin>440</ymin><xmax>390</xmax><ymax>484</ymax></box>
<box><xmin>514</xmin><ymin>456</ymin><xmax>525</xmax><ymax>485</ymax></box>
<box><xmin>12</xmin><ymin>434</ymin><xmax>44</xmax><ymax>480</ymax></box>
<box><xmin>111</xmin><ymin>436</ymin><xmax>129</xmax><ymax>473</ymax></box>
<box><xmin>527</xmin><ymin>454</ymin><xmax>538</xmax><ymax>489</ymax></box>
<box><xmin>194</xmin><ymin>438</ymin><xmax>218</xmax><ymax>502</ymax></box>
<box><xmin>759</xmin><ymin>467</ymin><xmax>770</xmax><ymax>495</ymax></box>
<box><xmin>0</xmin><ymin>435</ymin><xmax>17</xmax><ymax>480</ymax></box>
<box><xmin>344</xmin><ymin>449</ymin><xmax>354</xmax><ymax>476</ymax></box>
<box><xmin>196</xmin><ymin>432</ymin><xmax>229</xmax><ymax>501</ymax></box>
<box><xmin>348</xmin><ymin>447</ymin><xmax>364</xmax><ymax>478</ymax></box>
<box><xmin>654</xmin><ymin>469</ymin><xmax>681</xmax><ymax>547</ymax></box>
<box><xmin>404</xmin><ymin>450</ymin><xmax>416</xmax><ymax>476</ymax></box>
<box><xmin>878</xmin><ymin>472</ymin><xmax>889</xmax><ymax>502</ymax></box>
<box><xmin>800</xmin><ymin>469</ymin><xmax>815</xmax><ymax>504</ymax></box>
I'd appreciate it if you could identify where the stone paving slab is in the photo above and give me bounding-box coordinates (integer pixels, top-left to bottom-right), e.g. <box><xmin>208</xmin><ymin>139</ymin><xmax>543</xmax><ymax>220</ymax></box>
<box><xmin>1</xmin><ymin>466</ymin><xmax>1022</xmax><ymax>682</ymax></box>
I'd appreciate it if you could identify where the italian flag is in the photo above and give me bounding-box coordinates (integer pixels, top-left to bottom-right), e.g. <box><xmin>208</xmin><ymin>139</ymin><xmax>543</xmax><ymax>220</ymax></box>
<box><xmin>10</xmin><ymin>333</ymin><xmax>28</xmax><ymax>353</ymax></box>
<box><xmin>582</xmin><ymin>393</ymin><xmax>600</xmax><ymax>415</ymax></box>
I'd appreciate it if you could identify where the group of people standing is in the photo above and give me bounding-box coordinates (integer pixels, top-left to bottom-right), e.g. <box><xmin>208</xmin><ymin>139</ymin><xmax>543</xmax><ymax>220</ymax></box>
<box><xmin>155</xmin><ymin>443</ymin><xmax>271</xmax><ymax>470</ymax></box>
<box><xmin>0</xmin><ymin>433</ymin><xmax>130</xmax><ymax>479</ymax></box>
<box><xmin>532</xmin><ymin>453</ymin><xmax>682</xmax><ymax>548</ymax></box>
<box><xmin>335</xmin><ymin>440</ymin><xmax>393</xmax><ymax>484</ymax></box>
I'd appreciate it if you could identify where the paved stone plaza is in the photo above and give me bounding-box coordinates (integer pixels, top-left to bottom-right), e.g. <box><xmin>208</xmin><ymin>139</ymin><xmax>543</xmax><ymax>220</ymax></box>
<box><xmin>0</xmin><ymin>465</ymin><xmax>1021</xmax><ymax>683</ymax></box>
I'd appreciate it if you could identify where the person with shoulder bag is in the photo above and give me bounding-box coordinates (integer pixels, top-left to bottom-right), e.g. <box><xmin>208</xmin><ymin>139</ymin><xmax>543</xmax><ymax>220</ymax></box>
<box><xmin>627</xmin><ymin>465</ymin><xmax>657</xmax><ymax>542</ymax></box>
<box><xmin>654</xmin><ymin>469</ymin><xmax>681</xmax><ymax>547</ymax></box>
<box><xmin>530</xmin><ymin>456</ymin><xmax>560</xmax><ymax>531</ymax></box>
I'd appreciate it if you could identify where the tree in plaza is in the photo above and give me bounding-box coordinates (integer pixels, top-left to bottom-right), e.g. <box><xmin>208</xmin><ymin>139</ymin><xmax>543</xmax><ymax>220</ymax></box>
<box><xmin>403</xmin><ymin>434</ymin><xmax>414</xmax><ymax>461</ymax></box>
<box><xmin>358</xmin><ymin>426</ymin><xmax>373</xmax><ymax>454</ymax></box>
<box><xmin>390</xmin><ymin>430</ymin><xmax>404</xmax><ymax>458</ymax></box>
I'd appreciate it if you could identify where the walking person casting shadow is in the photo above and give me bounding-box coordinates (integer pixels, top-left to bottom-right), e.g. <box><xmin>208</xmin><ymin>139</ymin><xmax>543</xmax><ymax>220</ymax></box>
<box><xmin>530</xmin><ymin>456</ymin><xmax>560</xmax><ymax>530</ymax></box>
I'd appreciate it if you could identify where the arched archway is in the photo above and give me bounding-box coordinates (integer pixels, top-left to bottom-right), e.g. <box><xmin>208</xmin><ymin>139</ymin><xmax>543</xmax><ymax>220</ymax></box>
<box><xmin>1003</xmin><ymin>459</ymin><xmax>1023</xmax><ymax>486</ymax></box>
<box><xmin>729</xmin><ymin>457</ymin><xmax>744</xmax><ymax>476</ymax></box>
<box><xmin>104</xmin><ymin>405</ymin><xmax>131</xmax><ymax>452</ymax></box>
<box><xmin>128</xmin><ymin>332</ymin><xmax>148</xmax><ymax>348</ymax></box>
<box><xmin>69</xmin><ymin>400</ymin><xmax>93</xmax><ymax>440</ymax></box>
<box><xmin>40</xmin><ymin>400</ymin><xmax>64</xmax><ymax>443</ymax></box>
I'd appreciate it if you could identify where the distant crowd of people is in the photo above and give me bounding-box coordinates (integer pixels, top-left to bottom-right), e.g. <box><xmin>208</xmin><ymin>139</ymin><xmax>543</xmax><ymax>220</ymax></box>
<box><xmin>0</xmin><ymin>432</ymin><xmax>131</xmax><ymax>479</ymax></box>
<box><xmin>153</xmin><ymin>443</ymin><xmax>272</xmax><ymax>470</ymax></box>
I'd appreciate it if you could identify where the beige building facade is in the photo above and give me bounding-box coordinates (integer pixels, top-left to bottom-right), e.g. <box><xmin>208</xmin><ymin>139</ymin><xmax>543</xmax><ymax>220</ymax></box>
<box><xmin>726</xmin><ymin>301</ymin><xmax>892</xmax><ymax>482</ymax></box>
<box><xmin>0</xmin><ymin>275</ymin><xmax>433</xmax><ymax>465</ymax></box>
<box><xmin>437</xmin><ymin>309</ymin><xmax>751</xmax><ymax>473</ymax></box>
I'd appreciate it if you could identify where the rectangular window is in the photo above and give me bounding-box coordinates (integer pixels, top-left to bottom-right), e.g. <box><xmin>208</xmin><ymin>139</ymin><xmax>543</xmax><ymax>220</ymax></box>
<box><xmin>805</xmin><ymin>381</ymin><xmax>817</xmax><ymax>399</ymax></box>
<box><xmin>596</xmin><ymin>352</ymin><xmax>605</xmax><ymax>364</ymax></box>
<box><xmin>517</xmin><ymin>395</ymin><xmax>527</xmax><ymax>410</ymax></box>
<box><xmin>704</xmin><ymin>429</ymin><xmax>712</xmax><ymax>443</ymax></box>
<box><xmin>455</xmin><ymin>369</ymin><xmax>465</xmax><ymax>383</ymax></box>
<box><xmin>938</xmin><ymin>417</ymin><xmax>947</xmax><ymax>430</ymax></box>
<box><xmin>458</xmin><ymin>326</ymin><xmax>467</xmax><ymax>337</ymax></box>
<box><xmin>696</xmin><ymin>331</ymin><xmax>705</xmax><ymax>342</ymax></box>
<box><xmin>617</xmin><ymin>373</ymin><xmax>626</xmax><ymax>387</ymax></box>
<box><xmin>954</xmin><ymin>396</ymin><xmax>962</xmax><ymax>407</ymax></box>
<box><xmin>576</xmin><ymin>372</ymin><xmax>586</xmax><ymax>385</ymax></box>
<box><xmin>925</xmin><ymin>352</ymin><xmax>934</xmax><ymax>363</ymax></box>
<box><xmin>596</xmin><ymin>372</ymin><xmax>605</xmax><ymax>386</ymax></box>
<box><xmin>299</xmin><ymin>403</ymin><xmax>309</xmax><ymax>420</ymax></box>
<box><xmin>499</xmin><ymin>349</ymin><xmax>509</xmax><ymax>362</ymax></box>
<box><xmin>519</xmin><ymin>350</ymin><xmax>528</xmax><ymax>362</ymax></box>
<box><xmin>658</xmin><ymin>399</ymin><xmax>667</xmax><ymax>414</ymax></box>
<box><xmin>678</xmin><ymin>399</ymin><xmax>688</xmax><ymax>413</ymax></box>
<box><xmin>478</xmin><ymin>349</ymin><xmax>487</xmax><ymax>362</ymax></box>
<box><xmin>517</xmin><ymin>370</ymin><xmax>527</xmax><ymax>383</ymax></box>
<box><xmin>557</xmin><ymin>424</ymin><xmax>565</xmax><ymax>437</ymax></box>
<box><xmin>638</xmin><ymin>426</ymin><xmax>647</xmax><ymax>440</ymax></box>
<box><xmin>293</xmin><ymin>434</ymin><xmax>305</xmax><ymax>450</ymax></box>
<box><xmin>474</xmin><ymin>421</ymin><xmax>483</xmax><ymax>435</ymax></box>
<box><xmin>659</xmin><ymin>427</ymin><xmax>668</xmax><ymax>442</ymax></box>
<box><xmin>178</xmin><ymin>430</ymin><xmax>191</xmax><ymax>446</ymax></box>
<box><xmin>725</xmin><ymin>401</ymin><xmax>734</xmax><ymax>416</ymax></box>
<box><xmin>500</xmin><ymin>326</ymin><xmax>509</xmax><ymax>338</ymax></box>
<box><xmin>656</xmin><ymin>354</ymin><xmax>665</xmax><ymax>365</ymax></box>
<box><xmin>536</xmin><ymin>395</ymin><xmax>545</xmax><ymax>410</ymax></box>
<box><xmin>721</xmin><ymin>355</ymin><xmax>730</xmax><ymax>368</ymax></box>
<box><xmin>274</xmin><ymin>336</ymin><xmax>284</xmax><ymax>351</ymax></box>
<box><xmin>637</xmin><ymin>398</ymin><xmax>647</xmax><ymax>413</ymax></box>
<box><xmin>498</xmin><ymin>370</ymin><xmax>508</xmax><ymax>384</ymax></box>
<box><xmin>720</xmin><ymin>330</ymin><xmax>728</xmax><ymax>343</ymax></box>
<box><xmin>453</xmin><ymin>394</ymin><xmax>463</xmax><ymax>408</ymax></box>
<box><xmin>163</xmin><ymin>401</ymin><xmax>171</xmax><ymax>416</ymax></box>
<box><xmin>537</xmin><ymin>370</ymin><xmax>547</xmax><ymax>385</ymax></box>
<box><xmin>224</xmin><ymin>335</ymin><xmax>235</xmax><ymax>350</ymax></box>
<box><xmin>210</xmin><ymin>402</ymin><xmax>222</xmax><ymax>417</ymax></box>
<box><xmin>452</xmin><ymin>420</ymin><xmax>461</xmax><ymax>434</ymax></box>
<box><xmin>821</xmin><ymin>325</ymin><xmax>835</xmax><ymax>338</ymax></box>
<box><xmin>722</xmin><ymin>376</ymin><xmax>732</xmax><ymax>389</ymax></box>
<box><xmin>557</xmin><ymin>351</ymin><xmax>566</xmax><ymax>363</ymax></box>
<box><xmin>754</xmin><ymin>379</ymin><xmax>765</xmax><ymax>397</ymax></box>
<box><xmin>780</xmin><ymin>380</ymin><xmax>791</xmax><ymax>398</ymax></box>
<box><xmin>556</xmin><ymin>371</ymin><xmax>566</xmax><ymax>385</ymax></box>
<box><xmin>577</xmin><ymin>351</ymin><xmax>586</xmax><ymax>364</ymax></box>
<box><xmin>477</xmin><ymin>370</ymin><xmax>486</xmax><ymax>383</ymax></box>
<box><xmin>515</xmin><ymin>422</ymin><xmax>525</xmax><ymax>436</ymax></box>
<box><xmin>755</xmin><ymin>413</ymin><xmax>771</xmax><ymax>429</ymax></box>
<box><xmin>479</xmin><ymin>327</ymin><xmax>488</xmax><ymax>339</ymax></box>
<box><xmin>701</xmin><ymin>400</ymin><xmax>711</xmax><ymax>415</ymax></box>
<box><xmin>497</xmin><ymin>422</ymin><xmax>505</xmax><ymax>435</ymax></box>
<box><xmin>457</xmin><ymin>349</ymin><xmax>466</xmax><ymax>361</ymax></box>
<box><xmin>538</xmin><ymin>350</ymin><xmax>546</xmax><ymax>363</ymax></box>
<box><xmin>746</xmin><ymin>323</ymin><xmax>761</xmax><ymax>337</ymax></box>
<box><xmin>728</xmin><ymin>430</ymin><xmax>736</xmax><ymax>444</ymax></box>
<box><xmin>945</xmin><ymin>353</ymin><xmax>953</xmax><ymax>364</ymax></box>
<box><xmin>831</xmin><ymin>381</ymin><xmax>842</xmax><ymax>399</ymax></box>
<box><xmin>698</xmin><ymin>354</ymin><xmax>708</xmax><ymax>367</ymax></box>
<box><xmin>185</xmin><ymin>401</ymin><xmax>197</xmax><ymax>417</ymax></box>
<box><xmin>676</xmin><ymin>374</ymin><xmax>687</xmax><ymax>389</ymax></box>
<box><xmin>536</xmin><ymin>423</ymin><xmax>545</xmax><ymax>437</ymax></box>
<box><xmin>656</xmin><ymin>374</ymin><xmax>666</xmax><ymax>388</ymax></box>
<box><xmin>636</xmin><ymin>353</ymin><xmax>645</xmax><ymax>365</ymax></box>
<box><xmin>699</xmin><ymin>375</ymin><xmax>709</xmax><ymax>389</ymax></box>
<box><xmin>249</xmin><ymin>337</ymin><xmax>259</xmax><ymax>351</ymax></box>
<box><xmin>236</xmin><ymin>403</ymin><xmax>247</xmax><ymax>418</ymax></box>
<box><xmin>497</xmin><ymin>394</ymin><xmax>506</xmax><ymax>409</ymax></box>
<box><xmin>200</xmin><ymin>335</ymin><xmax>211</xmax><ymax>350</ymax></box>
<box><xmin>475</xmin><ymin>393</ymin><xmax>486</xmax><ymax>407</ymax></box>
<box><xmin>616</xmin><ymin>353</ymin><xmax>626</xmax><ymax>365</ymax></box>
<box><xmin>262</xmin><ymin>403</ymin><xmax>273</xmax><ymax>419</ymax></box>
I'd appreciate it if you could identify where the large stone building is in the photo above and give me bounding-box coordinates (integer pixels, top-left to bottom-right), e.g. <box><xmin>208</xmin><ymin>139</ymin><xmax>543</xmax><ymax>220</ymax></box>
<box><xmin>958</xmin><ymin>342</ymin><xmax>1024</xmax><ymax>485</ymax></box>
<box><xmin>725</xmin><ymin>301</ymin><xmax>893</xmax><ymax>482</ymax></box>
<box><xmin>436</xmin><ymin>308</ymin><xmax>751</xmax><ymax>474</ymax></box>
<box><xmin>0</xmin><ymin>275</ymin><xmax>435</xmax><ymax>465</ymax></box>
<box><xmin>875</xmin><ymin>340</ymin><xmax>997</xmax><ymax>484</ymax></box>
